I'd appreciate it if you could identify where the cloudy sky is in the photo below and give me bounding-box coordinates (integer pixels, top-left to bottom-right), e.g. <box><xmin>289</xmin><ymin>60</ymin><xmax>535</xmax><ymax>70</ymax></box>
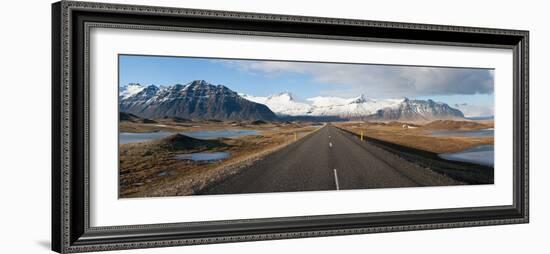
<box><xmin>119</xmin><ymin>55</ymin><xmax>494</xmax><ymax>117</ymax></box>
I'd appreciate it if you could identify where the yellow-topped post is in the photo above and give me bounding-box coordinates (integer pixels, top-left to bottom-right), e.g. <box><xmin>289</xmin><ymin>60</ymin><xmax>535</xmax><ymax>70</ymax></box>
<box><xmin>360</xmin><ymin>131</ymin><xmax>364</xmax><ymax>141</ymax></box>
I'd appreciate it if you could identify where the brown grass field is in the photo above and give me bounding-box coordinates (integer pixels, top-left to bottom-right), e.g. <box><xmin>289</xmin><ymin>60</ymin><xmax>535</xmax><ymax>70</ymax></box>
<box><xmin>120</xmin><ymin>118</ymin><xmax>493</xmax><ymax>198</ymax></box>
<box><xmin>333</xmin><ymin>120</ymin><xmax>494</xmax><ymax>154</ymax></box>
<box><xmin>119</xmin><ymin>120</ymin><xmax>321</xmax><ymax>198</ymax></box>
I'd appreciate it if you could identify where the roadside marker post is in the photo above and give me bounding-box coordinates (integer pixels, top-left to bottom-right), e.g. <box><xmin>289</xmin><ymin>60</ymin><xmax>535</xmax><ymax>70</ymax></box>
<box><xmin>360</xmin><ymin>131</ymin><xmax>364</xmax><ymax>141</ymax></box>
<box><xmin>294</xmin><ymin>132</ymin><xmax>297</xmax><ymax>141</ymax></box>
<box><xmin>333</xmin><ymin>169</ymin><xmax>340</xmax><ymax>190</ymax></box>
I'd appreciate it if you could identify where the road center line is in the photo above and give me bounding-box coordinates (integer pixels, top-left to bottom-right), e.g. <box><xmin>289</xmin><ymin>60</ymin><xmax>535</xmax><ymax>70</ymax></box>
<box><xmin>333</xmin><ymin>169</ymin><xmax>340</xmax><ymax>190</ymax></box>
<box><xmin>329</xmin><ymin>142</ymin><xmax>333</xmax><ymax>148</ymax></box>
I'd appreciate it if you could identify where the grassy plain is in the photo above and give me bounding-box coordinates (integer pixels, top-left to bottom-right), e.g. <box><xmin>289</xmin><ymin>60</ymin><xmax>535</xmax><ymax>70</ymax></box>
<box><xmin>334</xmin><ymin>120</ymin><xmax>494</xmax><ymax>154</ymax></box>
<box><xmin>120</xmin><ymin>117</ymin><xmax>494</xmax><ymax>197</ymax></box>
<box><xmin>119</xmin><ymin>119</ymin><xmax>320</xmax><ymax>198</ymax></box>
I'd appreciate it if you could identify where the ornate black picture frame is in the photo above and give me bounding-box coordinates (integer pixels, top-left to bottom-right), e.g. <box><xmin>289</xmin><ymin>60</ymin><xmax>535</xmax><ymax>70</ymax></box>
<box><xmin>52</xmin><ymin>1</ymin><xmax>529</xmax><ymax>253</ymax></box>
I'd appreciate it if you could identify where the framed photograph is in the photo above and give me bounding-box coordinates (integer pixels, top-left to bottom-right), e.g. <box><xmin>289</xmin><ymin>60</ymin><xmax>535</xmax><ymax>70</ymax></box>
<box><xmin>52</xmin><ymin>1</ymin><xmax>529</xmax><ymax>253</ymax></box>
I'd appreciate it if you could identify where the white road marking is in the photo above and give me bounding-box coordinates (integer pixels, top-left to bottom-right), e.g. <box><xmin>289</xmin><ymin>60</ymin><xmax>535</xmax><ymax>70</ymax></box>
<box><xmin>333</xmin><ymin>169</ymin><xmax>340</xmax><ymax>190</ymax></box>
<box><xmin>329</xmin><ymin>142</ymin><xmax>333</xmax><ymax>148</ymax></box>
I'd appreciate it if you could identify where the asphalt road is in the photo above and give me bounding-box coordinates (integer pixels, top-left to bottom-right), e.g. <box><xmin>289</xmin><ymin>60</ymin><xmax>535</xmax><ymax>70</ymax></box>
<box><xmin>202</xmin><ymin>124</ymin><xmax>459</xmax><ymax>195</ymax></box>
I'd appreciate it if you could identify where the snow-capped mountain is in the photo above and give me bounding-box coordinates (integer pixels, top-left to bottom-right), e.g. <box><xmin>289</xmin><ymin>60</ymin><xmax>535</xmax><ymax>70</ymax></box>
<box><xmin>119</xmin><ymin>83</ymin><xmax>145</xmax><ymax>100</ymax></box>
<box><xmin>370</xmin><ymin>98</ymin><xmax>464</xmax><ymax>121</ymax></box>
<box><xmin>240</xmin><ymin>92</ymin><xmax>459</xmax><ymax>121</ymax></box>
<box><xmin>241</xmin><ymin>92</ymin><xmax>313</xmax><ymax>116</ymax></box>
<box><xmin>119</xmin><ymin>80</ymin><xmax>277</xmax><ymax>121</ymax></box>
<box><xmin>306</xmin><ymin>95</ymin><xmax>404</xmax><ymax>118</ymax></box>
<box><xmin>119</xmin><ymin>80</ymin><xmax>465</xmax><ymax>122</ymax></box>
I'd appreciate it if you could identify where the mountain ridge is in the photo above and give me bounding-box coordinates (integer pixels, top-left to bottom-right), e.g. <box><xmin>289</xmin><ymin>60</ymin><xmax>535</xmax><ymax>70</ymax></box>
<box><xmin>119</xmin><ymin>80</ymin><xmax>277</xmax><ymax>121</ymax></box>
<box><xmin>120</xmin><ymin>80</ymin><xmax>466</xmax><ymax>122</ymax></box>
<box><xmin>243</xmin><ymin>92</ymin><xmax>463</xmax><ymax>121</ymax></box>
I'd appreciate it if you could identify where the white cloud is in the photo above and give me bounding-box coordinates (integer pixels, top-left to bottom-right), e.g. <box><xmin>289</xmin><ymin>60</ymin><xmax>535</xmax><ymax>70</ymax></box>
<box><xmin>223</xmin><ymin>60</ymin><xmax>494</xmax><ymax>98</ymax></box>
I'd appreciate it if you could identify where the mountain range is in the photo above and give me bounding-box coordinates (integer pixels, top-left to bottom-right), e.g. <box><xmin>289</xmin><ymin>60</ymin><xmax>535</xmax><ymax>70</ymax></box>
<box><xmin>119</xmin><ymin>80</ymin><xmax>465</xmax><ymax>121</ymax></box>
<box><xmin>119</xmin><ymin>80</ymin><xmax>276</xmax><ymax>121</ymax></box>
<box><xmin>242</xmin><ymin>92</ymin><xmax>463</xmax><ymax>121</ymax></box>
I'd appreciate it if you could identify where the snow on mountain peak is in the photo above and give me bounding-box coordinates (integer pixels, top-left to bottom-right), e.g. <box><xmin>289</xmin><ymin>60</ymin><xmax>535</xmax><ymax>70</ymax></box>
<box><xmin>184</xmin><ymin>80</ymin><xmax>209</xmax><ymax>90</ymax></box>
<box><xmin>241</xmin><ymin>93</ymin><xmax>311</xmax><ymax>116</ymax></box>
<box><xmin>119</xmin><ymin>83</ymin><xmax>145</xmax><ymax>99</ymax></box>
<box><xmin>305</xmin><ymin>95</ymin><xmax>403</xmax><ymax>117</ymax></box>
<box><xmin>349</xmin><ymin>94</ymin><xmax>370</xmax><ymax>104</ymax></box>
<box><xmin>307</xmin><ymin>96</ymin><xmax>350</xmax><ymax>107</ymax></box>
<box><xmin>190</xmin><ymin>79</ymin><xmax>208</xmax><ymax>85</ymax></box>
<box><xmin>120</xmin><ymin>81</ymin><xmax>277</xmax><ymax>121</ymax></box>
<box><xmin>241</xmin><ymin>92</ymin><xmax>411</xmax><ymax>118</ymax></box>
<box><xmin>120</xmin><ymin>80</ymin><xmax>465</xmax><ymax>120</ymax></box>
